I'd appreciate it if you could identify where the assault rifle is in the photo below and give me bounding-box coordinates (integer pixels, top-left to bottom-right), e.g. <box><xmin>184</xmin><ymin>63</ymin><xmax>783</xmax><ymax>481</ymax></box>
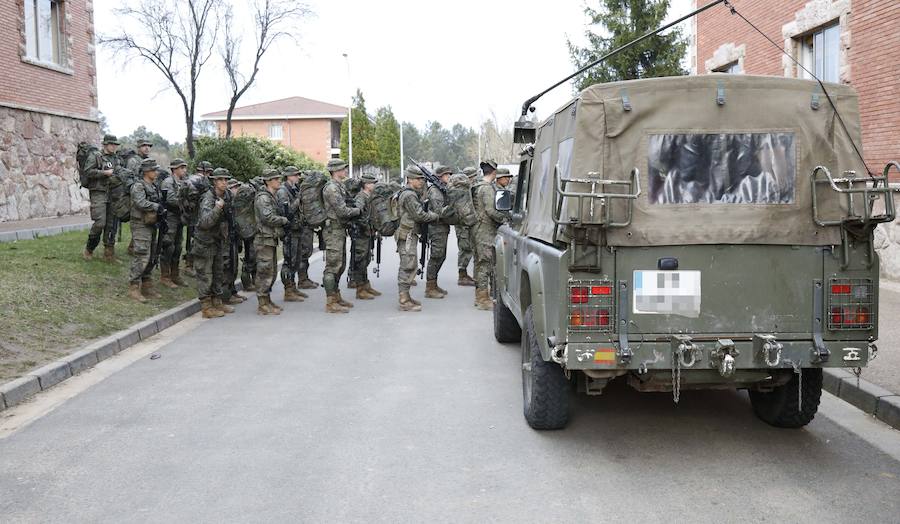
<box><xmin>282</xmin><ymin>201</ymin><xmax>295</xmax><ymax>276</ymax></box>
<box><xmin>417</xmin><ymin>198</ymin><xmax>429</xmax><ymax>279</ymax></box>
<box><xmin>144</xmin><ymin>189</ymin><xmax>169</xmax><ymax>275</ymax></box>
<box><xmin>409</xmin><ymin>158</ymin><xmax>447</xmax><ymax>197</ymax></box>
<box><xmin>374</xmin><ymin>234</ymin><xmax>381</xmax><ymax>278</ymax></box>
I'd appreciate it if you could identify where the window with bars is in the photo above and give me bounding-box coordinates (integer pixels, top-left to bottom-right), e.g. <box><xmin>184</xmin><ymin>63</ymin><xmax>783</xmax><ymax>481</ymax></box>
<box><xmin>24</xmin><ymin>0</ymin><xmax>67</xmax><ymax>68</ymax></box>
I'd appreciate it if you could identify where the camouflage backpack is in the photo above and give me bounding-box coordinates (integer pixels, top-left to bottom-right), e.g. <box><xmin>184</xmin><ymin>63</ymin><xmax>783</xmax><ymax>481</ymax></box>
<box><xmin>75</xmin><ymin>142</ymin><xmax>99</xmax><ymax>187</ymax></box>
<box><xmin>232</xmin><ymin>179</ymin><xmax>261</xmax><ymax>239</ymax></box>
<box><xmin>299</xmin><ymin>171</ymin><xmax>329</xmax><ymax>228</ymax></box>
<box><xmin>371</xmin><ymin>182</ymin><xmax>400</xmax><ymax>236</ymax></box>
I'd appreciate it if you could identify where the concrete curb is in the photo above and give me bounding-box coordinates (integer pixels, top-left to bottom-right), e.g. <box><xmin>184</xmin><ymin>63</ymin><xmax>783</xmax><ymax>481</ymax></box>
<box><xmin>0</xmin><ymin>251</ymin><xmax>324</xmax><ymax>412</ymax></box>
<box><xmin>0</xmin><ymin>222</ymin><xmax>91</xmax><ymax>243</ymax></box>
<box><xmin>823</xmin><ymin>369</ymin><xmax>900</xmax><ymax>431</ymax></box>
<box><xmin>0</xmin><ymin>297</ymin><xmax>202</xmax><ymax>412</ymax></box>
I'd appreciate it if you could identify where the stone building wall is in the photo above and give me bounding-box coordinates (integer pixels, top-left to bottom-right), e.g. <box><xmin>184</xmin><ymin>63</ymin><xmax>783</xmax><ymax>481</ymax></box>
<box><xmin>0</xmin><ymin>106</ymin><xmax>100</xmax><ymax>221</ymax></box>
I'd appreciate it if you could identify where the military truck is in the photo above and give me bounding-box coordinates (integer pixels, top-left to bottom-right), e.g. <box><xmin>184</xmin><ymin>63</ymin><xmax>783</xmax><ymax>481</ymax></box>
<box><xmin>492</xmin><ymin>74</ymin><xmax>897</xmax><ymax>429</ymax></box>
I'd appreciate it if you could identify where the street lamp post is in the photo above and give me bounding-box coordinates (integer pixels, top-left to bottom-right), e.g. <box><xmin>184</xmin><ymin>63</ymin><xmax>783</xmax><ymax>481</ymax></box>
<box><xmin>399</xmin><ymin>118</ymin><xmax>404</xmax><ymax>183</ymax></box>
<box><xmin>343</xmin><ymin>52</ymin><xmax>353</xmax><ymax>176</ymax></box>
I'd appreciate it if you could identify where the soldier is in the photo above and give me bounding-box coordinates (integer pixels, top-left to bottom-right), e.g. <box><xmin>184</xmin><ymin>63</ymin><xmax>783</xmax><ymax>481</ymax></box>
<box><xmin>322</xmin><ymin>159</ymin><xmax>370</xmax><ymax>313</ymax></box>
<box><xmin>277</xmin><ymin>166</ymin><xmax>307</xmax><ymax>302</ymax></box>
<box><xmin>127</xmin><ymin>159</ymin><xmax>164</xmax><ymax>302</ymax></box>
<box><xmin>254</xmin><ymin>169</ymin><xmax>290</xmax><ymax>315</ymax></box>
<box><xmin>395</xmin><ymin>165</ymin><xmax>440</xmax><ymax>312</ymax></box>
<box><xmin>183</xmin><ymin>161</ymin><xmax>214</xmax><ymax>276</ymax></box>
<box><xmin>472</xmin><ymin>162</ymin><xmax>511</xmax><ymax>310</ymax></box>
<box><xmin>159</xmin><ymin>158</ymin><xmax>188</xmax><ymax>289</ymax></box>
<box><xmin>448</xmin><ymin>172</ymin><xmax>478</xmax><ymax>251</ymax></box>
<box><xmin>232</xmin><ymin>176</ymin><xmax>261</xmax><ymax>294</ymax></box>
<box><xmin>193</xmin><ymin>168</ymin><xmax>233</xmax><ymax>319</ymax></box>
<box><xmin>455</xmin><ymin>166</ymin><xmax>479</xmax><ymax>286</ymax></box>
<box><xmin>220</xmin><ymin>177</ymin><xmax>250</xmax><ymax>305</ymax></box>
<box><xmin>347</xmin><ymin>173</ymin><xmax>380</xmax><ymax>300</ymax></box>
<box><xmin>124</xmin><ymin>139</ymin><xmax>153</xmax><ymax>256</ymax></box>
<box><xmin>424</xmin><ymin>166</ymin><xmax>454</xmax><ymax>299</ymax></box>
<box><xmin>296</xmin><ymin>170</ymin><xmax>319</xmax><ymax>290</ymax></box>
<box><xmin>82</xmin><ymin>134</ymin><xmax>122</xmax><ymax>262</ymax></box>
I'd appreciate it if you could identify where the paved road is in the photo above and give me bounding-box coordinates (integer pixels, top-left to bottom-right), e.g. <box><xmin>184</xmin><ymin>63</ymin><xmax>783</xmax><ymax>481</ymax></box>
<box><xmin>2</xmin><ymin>238</ymin><xmax>900</xmax><ymax>523</ymax></box>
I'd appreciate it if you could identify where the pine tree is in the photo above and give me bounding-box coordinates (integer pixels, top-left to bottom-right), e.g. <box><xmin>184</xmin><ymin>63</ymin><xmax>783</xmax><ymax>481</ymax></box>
<box><xmin>373</xmin><ymin>106</ymin><xmax>401</xmax><ymax>173</ymax></box>
<box><xmin>339</xmin><ymin>89</ymin><xmax>378</xmax><ymax>168</ymax></box>
<box><xmin>567</xmin><ymin>0</ymin><xmax>687</xmax><ymax>91</ymax></box>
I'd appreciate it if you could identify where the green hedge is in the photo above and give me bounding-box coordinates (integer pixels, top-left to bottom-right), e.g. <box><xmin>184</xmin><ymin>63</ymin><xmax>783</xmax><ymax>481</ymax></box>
<box><xmin>193</xmin><ymin>136</ymin><xmax>324</xmax><ymax>182</ymax></box>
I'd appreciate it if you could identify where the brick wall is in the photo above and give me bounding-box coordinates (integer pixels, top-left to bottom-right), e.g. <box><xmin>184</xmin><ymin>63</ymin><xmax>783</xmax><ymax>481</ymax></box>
<box><xmin>0</xmin><ymin>0</ymin><xmax>98</xmax><ymax>120</ymax></box>
<box><xmin>696</xmin><ymin>0</ymin><xmax>899</xmax><ymax>174</ymax></box>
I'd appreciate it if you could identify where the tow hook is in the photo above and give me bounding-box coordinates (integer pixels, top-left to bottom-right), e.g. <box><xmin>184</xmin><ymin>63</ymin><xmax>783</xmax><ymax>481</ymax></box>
<box><xmin>754</xmin><ymin>334</ymin><xmax>783</xmax><ymax>367</ymax></box>
<box><xmin>671</xmin><ymin>335</ymin><xmax>700</xmax><ymax>368</ymax></box>
<box><xmin>552</xmin><ymin>344</ymin><xmax>568</xmax><ymax>365</ymax></box>
<box><xmin>868</xmin><ymin>337</ymin><xmax>878</xmax><ymax>362</ymax></box>
<box><xmin>710</xmin><ymin>339</ymin><xmax>739</xmax><ymax>378</ymax></box>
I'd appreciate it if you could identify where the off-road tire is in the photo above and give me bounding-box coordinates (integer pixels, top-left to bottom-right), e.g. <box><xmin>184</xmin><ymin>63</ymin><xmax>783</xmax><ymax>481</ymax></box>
<box><xmin>522</xmin><ymin>306</ymin><xmax>569</xmax><ymax>429</ymax></box>
<box><xmin>493</xmin><ymin>296</ymin><xmax>522</xmax><ymax>343</ymax></box>
<box><xmin>749</xmin><ymin>368</ymin><xmax>823</xmax><ymax>428</ymax></box>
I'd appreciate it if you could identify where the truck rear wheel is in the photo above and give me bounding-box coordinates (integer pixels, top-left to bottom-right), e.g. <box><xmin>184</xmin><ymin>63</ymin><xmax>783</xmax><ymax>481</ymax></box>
<box><xmin>522</xmin><ymin>306</ymin><xmax>569</xmax><ymax>429</ymax></box>
<box><xmin>493</xmin><ymin>295</ymin><xmax>522</xmax><ymax>343</ymax></box>
<box><xmin>749</xmin><ymin>368</ymin><xmax>823</xmax><ymax>428</ymax></box>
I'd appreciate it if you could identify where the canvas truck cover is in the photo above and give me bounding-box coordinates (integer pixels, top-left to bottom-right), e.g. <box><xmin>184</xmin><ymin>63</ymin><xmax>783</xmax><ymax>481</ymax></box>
<box><xmin>524</xmin><ymin>75</ymin><xmax>864</xmax><ymax>246</ymax></box>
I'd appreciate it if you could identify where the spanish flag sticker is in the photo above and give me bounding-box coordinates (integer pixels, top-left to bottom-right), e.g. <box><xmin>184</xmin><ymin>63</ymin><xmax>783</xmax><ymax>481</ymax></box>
<box><xmin>594</xmin><ymin>348</ymin><xmax>616</xmax><ymax>364</ymax></box>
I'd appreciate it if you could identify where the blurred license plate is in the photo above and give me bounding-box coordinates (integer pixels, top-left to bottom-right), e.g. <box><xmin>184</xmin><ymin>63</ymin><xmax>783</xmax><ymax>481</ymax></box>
<box><xmin>633</xmin><ymin>270</ymin><xmax>701</xmax><ymax>318</ymax></box>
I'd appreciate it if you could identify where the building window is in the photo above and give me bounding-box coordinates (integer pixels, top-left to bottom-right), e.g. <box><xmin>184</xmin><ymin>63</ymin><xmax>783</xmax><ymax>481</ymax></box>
<box><xmin>269</xmin><ymin>123</ymin><xmax>284</xmax><ymax>140</ymax></box>
<box><xmin>331</xmin><ymin>120</ymin><xmax>342</xmax><ymax>149</ymax></box>
<box><xmin>24</xmin><ymin>0</ymin><xmax>67</xmax><ymax>67</ymax></box>
<box><xmin>713</xmin><ymin>61</ymin><xmax>742</xmax><ymax>74</ymax></box>
<box><xmin>797</xmin><ymin>22</ymin><xmax>840</xmax><ymax>83</ymax></box>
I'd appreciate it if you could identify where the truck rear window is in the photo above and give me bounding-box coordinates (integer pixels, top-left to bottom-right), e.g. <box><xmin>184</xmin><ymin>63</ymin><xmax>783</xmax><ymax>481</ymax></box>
<box><xmin>648</xmin><ymin>132</ymin><xmax>796</xmax><ymax>205</ymax></box>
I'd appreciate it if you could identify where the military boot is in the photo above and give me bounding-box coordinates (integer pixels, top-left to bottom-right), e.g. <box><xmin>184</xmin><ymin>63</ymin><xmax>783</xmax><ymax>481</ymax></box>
<box><xmin>82</xmin><ymin>248</ymin><xmax>94</xmax><ymax>261</ymax></box>
<box><xmin>295</xmin><ymin>288</ymin><xmax>309</xmax><ymax>299</ymax></box>
<box><xmin>226</xmin><ymin>294</ymin><xmax>244</xmax><ymax>305</ymax></box>
<box><xmin>347</xmin><ymin>280</ymin><xmax>360</xmax><ymax>289</ymax></box>
<box><xmin>298</xmin><ymin>277</ymin><xmax>319</xmax><ymax>289</ymax></box>
<box><xmin>141</xmin><ymin>280</ymin><xmax>162</xmax><ymax>299</ymax></box>
<box><xmin>183</xmin><ymin>258</ymin><xmax>196</xmax><ymax>277</ymax></box>
<box><xmin>336</xmin><ymin>291</ymin><xmax>354</xmax><ymax>308</ymax></box>
<box><xmin>159</xmin><ymin>264</ymin><xmax>179</xmax><ymax>289</ymax></box>
<box><xmin>103</xmin><ymin>245</ymin><xmax>120</xmax><ymax>264</ymax></box>
<box><xmin>475</xmin><ymin>289</ymin><xmax>493</xmax><ymax>311</ymax></box>
<box><xmin>364</xmin><ymin>282</ymin><xmax>382</xmax><ymax>297</ymax></box>
<box><xmin>410</xmin><ymin>279</ymin><xmax>418</xmax><ymax>287</ymax></box>
<box><xmin>425</xmin><ymin>280</ymin><xmax>444</xmax><ymax>299</ymax></box>
<box><xmin>326</xmin><ymin>293</ymin><xmax>349</xmax><ymax>314</ymax></box>
<box><xmin>458</xmin><ymin>269</ymin><xmax>476</xmax><ymax>287</ymax></box>
<box><xmin>435</xmin><ymin>283</ymin><xmax>449</xmax><ymax>297</ymax></box>
<box><xmin>213</xmin><ymin>297</ymin><xmax>235</xmax><ymax>314</ymax></box>
<box><xmin>399</xmin><ymin>292</ymin><xmax>422</xmax><ymax>312</ymax></box>
<box><xmin>355</xmin><ymin>286</ymin><xmax>375</xmax><ymax>300</ymax></box>
<box><xmin>171</xmin><ymin>266</ymin><xmax>188</xmax><ymax>287</ymax></box>
<box><xmin>128</xmin><ymin>283</ymin><xmax>147</xmax><ymax>303</ymax></box>
<box><xmin>269</xmin><ymin>296</ymin><xmax>283</xmax><ymax>313</ymax></box>
<box><xmin>202</xmin><ymin>298</ymin><xmax>225</xmax><ymax>319</ymax></box>
<box><xmin>407</xmin><ymin>293</ymin><xmax>422</xmax><ymax>307</ymax></box>
<box><xmin>283</xmin><ymin>284</ymin><xmax>305</xmax><ymax>302</ymax></box>
<box><xmin>258</xmin><ymin>296</ymin><xmax>280</xmax><ymax>316</ymax></box>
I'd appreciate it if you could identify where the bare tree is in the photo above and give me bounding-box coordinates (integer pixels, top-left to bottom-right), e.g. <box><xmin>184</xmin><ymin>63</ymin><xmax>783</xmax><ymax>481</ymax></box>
<box><xmin>221</xmin><ymin>0</ymin><xmax>312</xmax><ymax>138</ymax></box>
<box><xmin>101</xmin><ymin>0</ymin><xmax>222</xmax><ymax>159</ymax></box>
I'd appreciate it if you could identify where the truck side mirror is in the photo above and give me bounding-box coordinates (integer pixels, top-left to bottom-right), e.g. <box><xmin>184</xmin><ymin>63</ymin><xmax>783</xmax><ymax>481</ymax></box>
<box><xmin>495</xmin><ymin>189</ymin><xmax>513</xmax><ymax>211</ymax></box>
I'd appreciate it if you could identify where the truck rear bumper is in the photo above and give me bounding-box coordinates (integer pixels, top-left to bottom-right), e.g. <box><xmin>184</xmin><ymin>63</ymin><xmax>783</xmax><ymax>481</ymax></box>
<box><xmin>563</xmin><ymin>337</ymin><xmax>873</xmax><ymax>371</ymax></box>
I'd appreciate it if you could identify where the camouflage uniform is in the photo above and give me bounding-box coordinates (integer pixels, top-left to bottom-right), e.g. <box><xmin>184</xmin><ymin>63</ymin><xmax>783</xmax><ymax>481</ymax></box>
<box><xmin>128</xmin><ymin>160</ymin><xmax>164</xmax><ymax>301</ymax></box>
<box><xmin>473</xmin><ymin>177</ymin><xmax>509</xmax><ymax>306</ymax></box>
<box><xmin>83</xmin><ymin>135</ymin><xmax>122</xmax><ymax>259</ymax></box>
<box><xmin>276</xmin><ymin>171</ymin><xmax>304</xmax><ymax>300</ymax></box>
<box><xmin>322</xmin><ymin>160</ymin><xmax>364</xmax><ymax>312</ymax></box>
<box><xmin>254</xmin><ymin>170</ymin><xmax>289</xmax><ymax>314</ymax></box>
<box><xmin>183</xmin><ymin>161</ymin><xmax>213</xmax><ymax>272</ymax></box>
<box><xmin>425</xmin><ymin>167</ymin><xmax>453</xmax><ymax>298</ymax></box>
<box><xmin>346</xmin><ymin>174</ymin><xmax>377</xmax><ymax>295</ymax></box>
<box><xmin>455</xmin><ymin>167</ymin><xmax>479</xmax><ymax>284</ymax></box>
<box><xmin>230</xmin><ymin>178</ymin><xmax>260</xmax><ymax>294</ymax></box>
<box><xmin>193</xmin><ymin>170</ymin><xmax>231</xmax><ymax>316</ymax></box>
<box><xmin>159</xmin><ymin>159</ymin><xmax>188</xmax><ymax>288</ymax></box>
<box><xmin>395</xmin><ymin>166</ymin><xmax>439</xmax><ymax>311</ymax></box>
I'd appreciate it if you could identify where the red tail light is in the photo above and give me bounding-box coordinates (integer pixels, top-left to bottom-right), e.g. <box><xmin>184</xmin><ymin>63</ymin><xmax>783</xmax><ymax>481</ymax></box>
<box><xmin>591</xmin><ymin>285</ymin><xmax>612</xmax><ymax>296</ymax></box>
<box><xmin>570</xmin><ymin>287</ymin><xmax>588</xmax><ymax>304</ymax></box>
<box><xmin>831</xmin><ymin>284</ymin><xmax>851</xmax><ymax>294</ymax></box>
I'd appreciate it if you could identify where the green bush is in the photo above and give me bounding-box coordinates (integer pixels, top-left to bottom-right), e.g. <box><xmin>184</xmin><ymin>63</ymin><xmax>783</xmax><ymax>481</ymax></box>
<box><xmin>193</xmin><ymin>136</ymin><xmax>324</xmax><ymax>182</ymax></box>
<box><xmin>193</xmin><ymin>136</ymin><xmax>264</xmax><ymax>181</ymax></box>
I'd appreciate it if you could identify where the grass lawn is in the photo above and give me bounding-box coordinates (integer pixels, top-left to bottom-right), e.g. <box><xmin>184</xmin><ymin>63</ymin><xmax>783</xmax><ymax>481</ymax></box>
<box><xmin>0</xmin><ymin>224</ymin><xmax>197</xmax><ymax>383</ymax></box>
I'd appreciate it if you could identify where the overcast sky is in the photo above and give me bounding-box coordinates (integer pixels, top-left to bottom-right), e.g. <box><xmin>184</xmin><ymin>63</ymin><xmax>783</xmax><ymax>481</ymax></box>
<box><xmin>95</xmin><ymin>0</ymin><xmax>693</xmax><ymax>144</ymax></box>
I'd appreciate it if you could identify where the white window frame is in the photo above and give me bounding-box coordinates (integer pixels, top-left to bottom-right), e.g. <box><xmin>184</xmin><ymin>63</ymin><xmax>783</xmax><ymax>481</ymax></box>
<box><xmin>23</xmin><ymin>0</ymin><xmax>68</xmax><ymax>70</ymax></box>
<box><xmin>269</xmin><ymin>123</ymin><xmax>284</xmax><ymax>141</ymax></box>
<box><xmin>796</xmin><ymin>22</ymin><xmax>840</xmax><ymax>83</ymax></box>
